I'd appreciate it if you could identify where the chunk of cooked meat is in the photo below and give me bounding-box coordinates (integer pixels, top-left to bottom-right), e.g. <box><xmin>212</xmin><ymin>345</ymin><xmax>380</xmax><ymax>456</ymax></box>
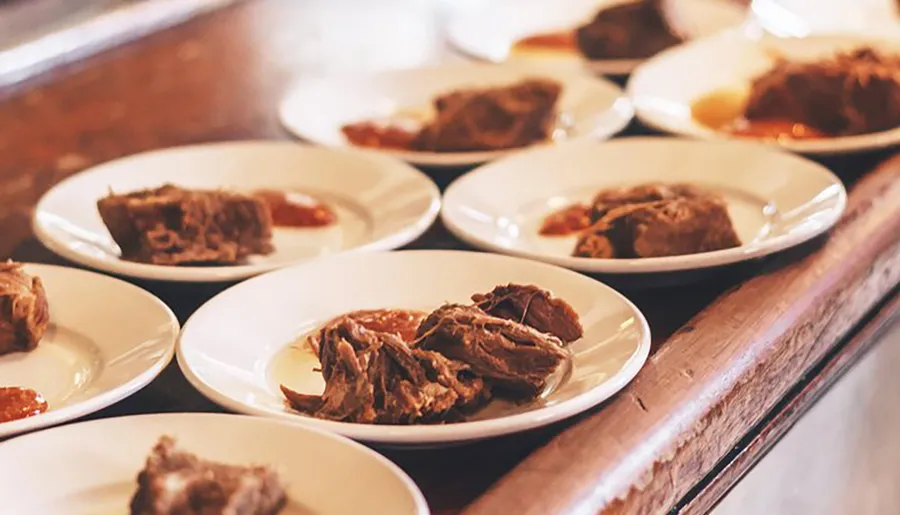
<box><xmin>471</xmin><ymin>283</ymin><xmax>583</xmax><ymax>344</ymax></box>
<box><xmin>413</xmin><ymin>348</ymin><xmax>491</xmax><ymax>412</ymax></box>
<box><xmin>284</xmin><ymin>316</ymin><xmax>487</xmax><ymax>424</ymax></box>
<box><xmin>574</xmin><ymin>197</ymin><xmax>741</xmax><ymax>258</ymax></box>
<box><xmin>744</xmin><ymin>47</ymin><xmax>900</xmax><ymax>136</ymax></box>
<box><xmin>129</xmin><ymin>436</ymin><xmax>286</xmax><ymax>515</ymax></box>
<box><xmin>97</xmin><ymin>184</ymin><xmax>274</xmax><ymax>266</ymax></box>
<box><xmin>590</xmin><ymin>183</ymin><xmax>708</xmax><ymax>221</ymax></box>
<box><xmin>415</xmin><ymin>304</ymin><xmax>570</xmax><ymax>399</ymax></box>
<box><xmin>0</xmin><ymin>261</ymin><xmax>49</xmax><ymax>356</ymax></box>
<box><xmin>307</xmin><ymin>309</ymin><xmax>425</xmax><ymax>356</ymax></box>
<box><xmin>412</xmin><ymin>79</ymin><xmax>562</xmax><ymax>152</ymax></box>
<box><xmin>575</xmin><ymin>0</ymin><xmax>684</xmax><ymax>60</ymax></box>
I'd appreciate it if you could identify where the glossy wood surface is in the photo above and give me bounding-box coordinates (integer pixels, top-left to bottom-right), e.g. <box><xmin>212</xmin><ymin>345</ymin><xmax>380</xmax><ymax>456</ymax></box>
<box><xmin>0</xmin><ymin>1</ymin><xmax>898</xmax><ymax>514</ymax></box>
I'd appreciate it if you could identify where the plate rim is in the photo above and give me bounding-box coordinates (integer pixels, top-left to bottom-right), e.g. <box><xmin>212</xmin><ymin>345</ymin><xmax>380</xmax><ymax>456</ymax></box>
<box><xmin>440</xmin><ymin>136</ymin><xmax>848</xmax><ymax>274</ymax></box>
<box><xmin>0</xmin><ymin>263</ymin><xmax>180</xmax><ymax>438</ymax></box>
<box><xmin>628</xmin><ymin>30</ymin><xmax>900</xmax><ymax>155</ymax></box>
<box><xmin>0</xmin><ymin>412</ymin><xmax>431</xmax><ymax>515</ymax></box>
<box><xmin>175</xmin><ymin>249</ymin><xmax>652</xmax><ymax>444</ymax></box>
<box><xmin>31</xmin><ymin>140</ymin><xmax>442</xmax><ymax>282</ymax></box>
<box><xmin>276</xmin><ymin>62</ymin><xmax>635</xmax><ymax>167</ymax></box>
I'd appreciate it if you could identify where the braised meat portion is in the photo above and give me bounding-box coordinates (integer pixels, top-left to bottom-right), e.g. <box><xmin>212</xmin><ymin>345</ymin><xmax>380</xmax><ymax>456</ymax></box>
<box><xmin>574</xmin><ymin>197</ymin><xmax>741</xmax><ymax>258</ymax></box>
<box><xmin>744</xmin><ymin>47</ymin><xmax>900</xmax><ymax>136</ymax></box>
<box><xmin>129</xmin><ymin>436</ymin><xmax>287</xmax><ymax>515</ymax></box>
<box><xmin>0</xmin><ymin>261</ymin><xmax>49</xmax><ymax>356</ymax></box>
<box><xmin>412</xmin><ymin>79</ymin><xmax>562</xmax><ymax>152</ymax></box>
<box><xmin>416</xmin><ymin>304</ymin><xmax>569</xmax><ymax>398</ymax></box>
<box><xmin>97</xmin><ymin>184</ymin><xmax>274</xmax><ymax>266</ymax></box>
<box><xmin>575</xmin><ymin>0</ymin><xmax>684</xmax><ymax>60</ymax></box>
<box><xmin>282</xmin><ymin>284</ymin><xmax>581</xmax><ymax>424</ymax></box>
<box><xmin>590</xmin><ymin>183</ymin><xmax>705</xmax><ymax>220</ymax></box>
<box><xmin>284</xmin><ymin>315</ymin><xmax>488</xmax><ymax>424</ymax></box>
<box><xmin>471</xmin><ymin>283</ymin><xmax>583</xmax><ymax>343</ymax></box>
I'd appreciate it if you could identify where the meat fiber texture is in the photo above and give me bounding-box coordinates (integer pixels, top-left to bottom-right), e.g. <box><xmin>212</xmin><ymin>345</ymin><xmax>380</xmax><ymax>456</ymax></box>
<box><xmin>282</xmin><ymin>284</ymin><xmax>582</xmax><ymax>425</ymax></box>
<box><xmin>97</xmin><ymin>184</ymin><xmax>274</xmax><ymax>266</ymax></box>
<box><xmin>573</xmin><ymin>184</ymin><xmax>741</xmax><ymax>259</ymax></box>
<box><xmin>744</xmin><ymin>47</ymin><xmax>900</xmax><ymax>136</ymax></box>
<box><xmin>130</xmin><ymin>436</ymin><xmax>287</xmax><ymax>515</ymax></box>
<box><xmin>0</xmin><ymin>261</ymin><xmax>49</xmax><ymax>356</ymax></box>
<box><xmin>412</xmin><ymin>79</ymin><xmax>562</xmax><ymax>152</ymax></box>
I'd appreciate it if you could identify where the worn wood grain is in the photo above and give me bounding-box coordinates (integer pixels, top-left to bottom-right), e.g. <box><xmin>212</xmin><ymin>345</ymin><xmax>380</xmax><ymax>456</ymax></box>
<box><xmin>681</xmin><ymin>289</ymin><xmax>900</xmax><ymax>515</ymax></box>
<box><xmin>0</xmin><ymin>1</ymin><xmax>897</xmax><ymax>514</ymax></box>
<box><xmin>463</xmin><ymin>155</ymin><xmax>900</xmax><ymax>515</ymax></box>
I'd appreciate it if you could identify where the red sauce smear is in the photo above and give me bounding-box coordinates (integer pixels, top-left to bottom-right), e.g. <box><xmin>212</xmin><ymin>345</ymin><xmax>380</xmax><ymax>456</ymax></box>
<box><xmin>725</xmin><ymin>118</ymin><xmax>826</xmax><ymax>141</ymax></box>
<box><xmin>341</xmin><ymin>122</ymin><xmax>419</xmax><ymax>150</ymax></box>
<box><xmin>255</xmin><ymin>190</ymin><xmax>337</xmax><ymax>228</ymax></box>
<box><xmin>539</xmin><ymin>203</ymin><xmax>592</xmax><ymax>236</ymax></box>
<box><xmin>351</xmin><ymin>309</ymin><xmax>427</xmax><ymax>343</ymax></box>
<box><xmin>512</xmin><ymin>30</ymin><xmax>577</xmax><ymax>53</ymax></box>
<box><xmin>0</xmin><ymin>387</ymin><xmax>48</xmax><ymax>423</ymax></box>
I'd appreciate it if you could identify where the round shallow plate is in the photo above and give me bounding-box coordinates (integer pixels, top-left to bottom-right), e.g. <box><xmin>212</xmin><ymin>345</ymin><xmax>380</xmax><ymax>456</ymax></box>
<box><xmin>278</xmin><ymin>63</ymin><xmax>633</xmax><ymax>167</ymax></box>
<box><xmin>746</xmin><ymin>0</ymin><xmax>900</xmax><ymax>38</ymax></box>
<box><xmin>0</xmin><ymin>264</ymin><xmax>178</xmax><ymax>438</ymax></box>
<box><xmin>441</xmin><ymin>137</ymin><xmax>846</xmax><ymax>274</ymax></box>
<box><xmin>33</xmin><ymin>141</ymin><xmax>441</xmax><ymax>282</ymax></box>
<box><xmin>629</xmin><ymin>31</ymin><xmax>900</xmax><ymax>155</ymax></box>
<box><xmin>0</xmin><ymin>413</ymin><xmax>429</xmax><ymax>515</ymax></box>
<box><xmin>177</xmin><ymin>250</ymin><xmax>650</xmax><ymax>445</ymax></box>
<box><xmin>445</xmin><ymin>0</ymin><xmax>746</xmax><ymax>75</ymax></box>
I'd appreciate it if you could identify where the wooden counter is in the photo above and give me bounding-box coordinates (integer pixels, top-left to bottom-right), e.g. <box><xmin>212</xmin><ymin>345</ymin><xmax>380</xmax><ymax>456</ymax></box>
<box><xmin>2</xmin><ymin>1</ymin><xmax>900</xmax><ymax>513</ymax></box>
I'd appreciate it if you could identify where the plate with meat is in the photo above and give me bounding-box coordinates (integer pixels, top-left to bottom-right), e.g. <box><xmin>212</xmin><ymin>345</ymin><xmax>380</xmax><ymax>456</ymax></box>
<box><xmin>0</xmin><ymin>262</ymin><xmax>178</xmax><ymax>438</ymax></box>
<box><xmin>176</xmin><ymin>250</ymin><xmax>650</xmax><ymax>445</ymax></box>
<box><xmin>0</xmin><ymin>413</ymin><xmax>428</xmax><ymax>515</ymax></box>
<box><xmin>277</xmin><ymin>63</ymin><xmax>633</xmax><ymax>167</ymax></box>
<box><xmin>629</xmin><ymin>31</ymin><xmax>900</xmax><ymax>154</ymax></box>
<box><xmin>445</xmin><ymin>0</ymin><xmax>747</xmax><ymax>76</ymax></box>
<box><xmin>441</xmin><ymin>137</ymin><xmax>846</xmax><ymax>275</ymax></box>
<box><xmin>33</xmin><ymin>141</ymin><xmax>441</xmax><ymax>282</ymax></box>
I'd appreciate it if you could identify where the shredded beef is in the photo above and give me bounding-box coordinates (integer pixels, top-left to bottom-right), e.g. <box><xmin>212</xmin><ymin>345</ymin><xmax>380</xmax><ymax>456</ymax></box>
<box><xmin>743</xmin><ymin>47</ymin><xmax>900</xmax><ymax>136</ymax></box>
<box><xmin>0</xmin><ymin>261</ymin><xmax>49</xmax><ymax>356</ymax></box>
<box><xmin>575</xmin><ymin>0</ymin><xmax>684</xmax><ymax>60</ymax></box>
<box><xmin>415</xmin><ymin>304</ymin><xmax>569</xmax><ymax>399</ymax></box>
<box><xmin>97</xmin><ymin>184</ymin><xmax>274</xmax><ymax>266</ymax></box>
<box><xmin>412</xmin><ymin>79</ymin><xmax>562</xmax><ymax>152</ymax></box>
<box><xmin>129</xmin><ymin>436</ymin><xmax>287</xmax><ymax>515</ymax></box>
<box><xmin>471</xmin><ymin>283</ymin><xmax>583</xmax><ymax>344</ymax></box>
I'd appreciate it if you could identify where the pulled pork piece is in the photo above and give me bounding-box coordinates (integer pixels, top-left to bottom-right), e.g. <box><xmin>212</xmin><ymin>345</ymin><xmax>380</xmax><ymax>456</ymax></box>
<box><xmin>97</xmin><ymin>184</ymin><xmax>274</xmax><ymax>266</ymax></box>
<box><xmin>744</xmin><ymin>47</ymin><xmax>900</xmax><ymax>136</ymax></box>
<box><xmin>130</xmin><ymin>436</ymin><xmax>286</xmax><ymax>515</ymax></box>
<box><xmin>0</xmin><ymin>262</ymin><xmax>49</xmax><ymax>356</ymax></box>
<box><xmin>416</xmin><ymin>305</ymin><xmax>569</xmax><ymax>399</ymax></box>
<box><xmin>575</xmin><ymin>0</ymin><xmax>684</xmax><ymax>60</ymax></box>
<box><xmin>412</xmin><ymin>79</ymin><xmax>562</xmax><ymax>152</ymax></box>
<box><xmin>284</xmin><ymin>316</ymin><xmax>487</xmax><ymax>424</ymax></box>
<box><xmin>590</xmin><ymin>183</ymin><xmax>706</xmax><ymax>221</ymax></box>
<box><xmin>307</xmin><ymin>309</ymin><xmax>425</xmax><ymax>355</ymax></box>
<box><xmin>471</xmin><ymin>283</ymin><xmax>583</xmax><ymax>344</ymax></box>
<box><xmin>574</xmin><ymin>197</ymin><xmax>741</xmax><ymax>258</ymax></box>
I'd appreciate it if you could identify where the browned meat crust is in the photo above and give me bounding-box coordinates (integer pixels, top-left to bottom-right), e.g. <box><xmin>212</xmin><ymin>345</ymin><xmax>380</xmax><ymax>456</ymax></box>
<box><xmin>130</xmin><ymin>436</ymin><xmax>287</xmax><ymax>515</ymax></box>
<box><xmin>744</xmin><ymin>47</ymin><xmax>900</xmax><ymax>136</ymax></box>
<box><xmin>575</xmin><ymin>0</ymin><xmax>684</xmax><ymax>60</ymax></box>
<box><xmin>0</xmin><ymin>261</ymin><xmax>49</xmax><ymax>356</ymax></box>
<box><xmin>412</xmin><ymin>79</ymin><xmax>562</xmax><ymax>152</ymax></box>
<box><xmin>97</xmin><ymin>184</ymin><xmax>274</xmax><ymax>266</ymax></box>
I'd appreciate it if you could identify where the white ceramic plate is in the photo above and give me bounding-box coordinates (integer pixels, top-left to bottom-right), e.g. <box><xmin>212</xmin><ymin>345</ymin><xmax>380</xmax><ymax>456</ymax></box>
<box><xmin>441</xmin><ymin>137</ymin><xmax>846</xmax><ymax>274</ymax></box>
<box><xmin>0</xmin><ymin>264</ymin><xmax>178</xmax><ymax>439</ymax></box>
<box><xmin>33</xmin><ymin>141</ymin><xmax>441</xmax><ymax>282</ymax></box>
<box><xmin>445</xmin><ymin>0</ymin><xmax>747</xmax><ymax>75</ymax></box>
<box><xmin>746</xmin><ymin>0</ymin><xmax>900</xmax><ymax>38</ymax></box>
<box><xmin>177</xmin><ymin>250</ymin><xmax>650</xmax><ymax>445</ymax></box>
<box><xmin>629</xmin><ymin>31</ymin><xmax>900</xmax><ymax>155</ymax></box>
<box><xmin>0</xmin><ymin>413</ymin><xmax>429</xmax><ymax>515</ymax></box>
<box><xmin>278</xmin><ymin>63</ymin><xmax>633</xmax><ymax>167</ymax></box>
